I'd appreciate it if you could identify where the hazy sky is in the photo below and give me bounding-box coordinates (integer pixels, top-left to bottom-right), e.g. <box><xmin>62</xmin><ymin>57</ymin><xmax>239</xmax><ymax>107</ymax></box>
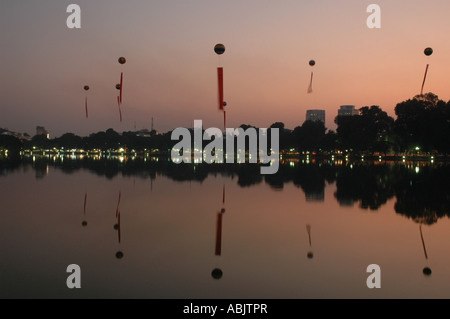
<box><xmin>1</xmin><ymin>0</ymin><xmax>449</xmax><ymax>137</ymax></box>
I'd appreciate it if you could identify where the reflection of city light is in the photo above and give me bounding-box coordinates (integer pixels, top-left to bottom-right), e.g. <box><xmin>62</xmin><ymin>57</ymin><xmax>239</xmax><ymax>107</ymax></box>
<box><xmin>415</xmin><ymin>166</ymin><xmax>420</xmax><ymax>174</ymax></box>
<box><xmin>290</xmin><ymin>161</ymin><xmax>295</xmax><ymax>167</ymax></box>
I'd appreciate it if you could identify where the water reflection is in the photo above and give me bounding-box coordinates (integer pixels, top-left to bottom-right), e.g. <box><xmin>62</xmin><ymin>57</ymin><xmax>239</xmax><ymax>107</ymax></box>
<box><xmin>419</xmin><ymin>224</ymin><xmax>432</xmax><ymax>276</ymax></box>
<box><xmin>212</xmin><ymin>185</ymin><xmax>226</xmax><ymax>280</ymax></box>
<box><xmin>3</xmin><ymin>156</ymin><xmax>448</xmax><ymax>225</ymax></box>
<box><xmin>306</xmin><ymin>224</ymin><xmax>313</xmax><ymax>259</ymax></box>
<box><xmin>115</xmin><ymin>191</ymin><xmax>124</xmax><ymax>259</ymax></box>
<box><xmin>1</xmin><ymin>155</ymin><xmax>450</xmax><ymax>298</ymax></box>
<box><xmin>82</xmin><ymin>192</ymin><xmax>88</xmax><ymax>227</ymax></box>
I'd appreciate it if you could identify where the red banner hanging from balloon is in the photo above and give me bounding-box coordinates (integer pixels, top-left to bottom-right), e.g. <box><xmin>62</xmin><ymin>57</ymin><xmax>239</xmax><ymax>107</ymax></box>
<box><xmin>119</xmin><ymin>72</ymin><xmax>123</xmax><ymax>104</ymax></box>
<box><xmin>117</xmin><ymin>96</ymin><xmax>122</xmax><ymax>122</ymax></box>
<box><xmin>218</xmin><ymin>67</ymin><xmax>224</xmax><ymax>110</ymax></box>
<box><xmin>85</xmin><ymin>97</ymin><xmax>88</xmax><ymax>118</ymax></box>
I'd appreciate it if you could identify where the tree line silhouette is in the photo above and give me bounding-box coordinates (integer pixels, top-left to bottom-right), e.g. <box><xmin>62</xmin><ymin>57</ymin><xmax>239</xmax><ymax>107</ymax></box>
<box><xmin>1</xmin><ymin>93</ymin><xmax>449</xmax><ymax>156</ymax></box>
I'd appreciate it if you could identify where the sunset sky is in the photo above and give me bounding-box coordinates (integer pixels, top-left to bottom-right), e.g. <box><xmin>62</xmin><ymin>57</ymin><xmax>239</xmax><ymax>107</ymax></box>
<box><xmin>1</xmin><ymin>0</ymin><xmax>449</xmax><ymax>137</ymax></box>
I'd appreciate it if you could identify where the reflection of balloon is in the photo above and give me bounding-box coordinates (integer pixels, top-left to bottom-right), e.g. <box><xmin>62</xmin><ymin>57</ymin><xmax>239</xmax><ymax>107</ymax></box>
<box><xmin>423</xmin><ymin>267</ymin><xmax>432</xmax><ymax>276</ymax></box>
<box><xmin>211</xmin><ymin>268</ymin><xmax>223</xmax><ymax>279</ymax></box>
<box><xmin>306</xmin><ymin>224</ymin><xmax>313</xmax><ymax>259</ymax></box>
<box><xmin>214</xmin><ymin>44</ymin><xmax>225</xmax><ymax>55</ymax></box>
<box><xmin>309</xmin><ymin>60</ymin><xmax>315</xmax><ymax>66</ymax></box>
<box><xmin>419</xmin><ymin>224</ymin><xmax>431</xmax><ymax>276</ymax></box>
<box><xmin>118</xmin><ymin>57</ymin><xmax>126</xmax><ymax>64</ymax></box>
<box><xmin>424</xmin><ymin>47</ymin><xmax>433</xmax><ymax>56</ymax></box>
<box><xmin>116</xmin><ymin>251</ymin><xmax>124</xmax><ymax>259</ymax></box>
<box><xmin>83</xmin><ymin>85</ymin><xmax>89</xmax><ymax>91</ymax></box>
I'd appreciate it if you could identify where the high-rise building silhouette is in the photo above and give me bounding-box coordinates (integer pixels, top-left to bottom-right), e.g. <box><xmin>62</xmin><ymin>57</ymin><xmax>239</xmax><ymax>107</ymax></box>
<box><xmin>338</xmin><ymin>105</ymin><xmax>359</xmax><ymax>116</ymax></box>
<box><xmin>306</xmin><ymin>109</ymin><xmax>325</xmax><ymax>125</ymax></box>
<box><xmin>36</xmin><ymin>126</ymin><xmax>49</xmax><ymax>138</ymax></box>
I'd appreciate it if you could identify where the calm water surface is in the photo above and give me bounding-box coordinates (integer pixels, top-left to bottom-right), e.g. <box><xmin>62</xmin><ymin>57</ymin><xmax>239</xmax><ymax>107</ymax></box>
<box><xmin>1</xmin><ymin>156</ymin><xmax>449</xmax><ymax>299</ymax></box>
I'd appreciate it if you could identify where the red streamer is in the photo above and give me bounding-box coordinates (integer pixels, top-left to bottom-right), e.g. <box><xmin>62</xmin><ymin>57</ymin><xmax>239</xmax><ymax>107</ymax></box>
<box><xmin>118</xmin><ymin>212</ymin><xmax>121</xmax><ymax>243</ymax></box>
<box><xmin>215</xmin><ymin>212</ymin><xmax>223</xmax><ymax>256</ymax></box>
<box><xmin>116</xmin><ymin>191</ymin><xmax>121</xmax><ymax>218</ymax></box>
<box><xmin>85</xmin><ymin>97</ymin><xmax>88</xmax><ymax>118</ymax></box>
<box><xmin>117</xmin><ymin>96</ymin><xmax>122</xmax><ymax>122</ymax></box>
<box><xmin>307</xmin><ymin>71</ymin><xmax>313</xmax><ymax>94</ymax></box>
<box><xmin>119</xmin><ymin>72</ymin><xmax>123</xmax><ymax>104</ymax></box>
<box><xmin>218</xmin><ymin>67</ymin><xmax>224</xmax><ymax>110</ymax></box>
<box><xmin>84</xmin><ymin>192</ymin><xmax>87</xmax><ymax>216</ymax></box>
<box><xmin>420</xmin><ymin>64</ymin><xmax>429</xmax><ymax>96</ymax></box>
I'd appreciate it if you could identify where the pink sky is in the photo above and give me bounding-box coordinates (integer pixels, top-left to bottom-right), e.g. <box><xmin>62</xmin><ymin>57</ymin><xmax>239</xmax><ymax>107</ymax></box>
<box><xmin>1</xmin><ymin>0</ymin><xmax>449</xmax><ymax>137</ymax></box>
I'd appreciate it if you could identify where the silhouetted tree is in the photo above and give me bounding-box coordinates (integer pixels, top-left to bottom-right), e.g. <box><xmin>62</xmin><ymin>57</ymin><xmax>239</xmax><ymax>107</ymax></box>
<box><xmin>335</xmin><ymin>105</ymin><xmax>394</xmax><ymax>153</ymax></box>
<box><xmin>54</xmin><ymin>133</ymin><xmax>82</xmax><ymax>149</ymax></box>
<box><xmin>292</xmin><ymin>120</ymin><xmax>326</xmax><ymax>152</ymax></box>
<box><xmin>0</xmin><ymin>135</ymin><xmax>23</xmax><ymax>157</ymax></box>
<box><xmin>394</xmin><ymin>93</ymin><xmax>450</xmax><ymax>154</ymax></box>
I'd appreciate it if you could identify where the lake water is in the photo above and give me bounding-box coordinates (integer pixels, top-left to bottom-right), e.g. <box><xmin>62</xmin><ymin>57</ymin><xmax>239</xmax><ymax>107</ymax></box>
<box><xmin>1</xmin><ymin>156</ymin><xmax>449</xmax><ymax>299</ymax></box>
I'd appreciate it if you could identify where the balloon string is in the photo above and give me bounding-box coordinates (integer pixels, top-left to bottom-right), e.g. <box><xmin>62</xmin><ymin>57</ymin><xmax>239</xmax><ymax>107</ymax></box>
<box><xmin>420</xmin><ymin>64</ymin><xmax>429</xmax><ymax>96</ymax></box>
<box><xmin>307</xmin><ymin>72</ymin><xmax>313</xmax><ymax>94</ymax></box>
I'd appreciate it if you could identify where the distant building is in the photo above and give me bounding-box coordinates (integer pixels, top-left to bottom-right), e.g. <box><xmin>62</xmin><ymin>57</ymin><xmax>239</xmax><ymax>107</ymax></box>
<box><xmin>306</xmin><ymin>109</ymin><xmax>325</xmax><ymax>125</ymax></box>
<box><xmin>305</xmin><ymin>191</ymin><xmax>325</xmax><ymax>202</ymax></box>
<box><xmin>136</xmin><ymin>129</ymin><xmax>152</xmax><ymax>137</ymax></box>
<box><xmin>338</xmin><ymin>105</ymin><xmax>359</xmax><ymax>116</ymax></box>
<box><xmin>0</xmin><ymin>128</ymin><xmax>31</xmax><ymax>141</ymax></box>
<box><xmin>36</xmin><ymin>126</ymin><xmax>50</xmax><ymax>139</ymax></box>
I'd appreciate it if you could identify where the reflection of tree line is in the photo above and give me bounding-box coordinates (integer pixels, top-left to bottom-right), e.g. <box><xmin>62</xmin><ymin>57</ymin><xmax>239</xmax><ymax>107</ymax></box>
<box><xmin>2</xmin><ymin>156</ymin><xmax>450</xmax><ymax>224</ymax></box>
<box><xmin>335</xmin><ymin>163</ymin><xmax>450</xmax><ymax>225</ymax></box>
